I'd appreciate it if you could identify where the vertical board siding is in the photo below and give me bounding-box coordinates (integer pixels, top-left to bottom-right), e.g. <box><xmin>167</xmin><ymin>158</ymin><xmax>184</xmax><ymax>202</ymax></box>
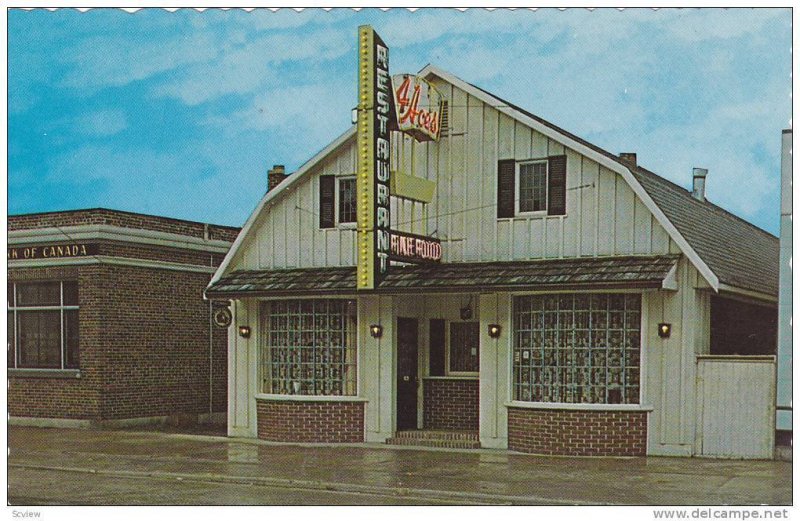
<box><xmin>229</xmin><ymin>84</ymin><xmax>675</xmax><ymax>272</ymax></box>
<box><xmin>696</xmin><ymin>357</ymin><xmax>775</xmax><ymax>459</ymax></box>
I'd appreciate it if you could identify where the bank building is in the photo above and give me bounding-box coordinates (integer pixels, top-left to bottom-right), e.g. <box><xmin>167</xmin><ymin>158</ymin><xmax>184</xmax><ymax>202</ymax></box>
<box><xmin>204</xmin><ymin>27</ymin><xmax>783</xmax><ymax>458</ymax></box>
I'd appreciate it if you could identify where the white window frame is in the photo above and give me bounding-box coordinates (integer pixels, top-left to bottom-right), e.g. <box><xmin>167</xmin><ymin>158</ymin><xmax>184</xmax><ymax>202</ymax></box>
<box><xmin>8</xmin><ymin>281</ymin><xmax>79</xmax><ymax>371</ymax></box>
<box><xmin>336</xmin><ymin>176</ymin><xmax>357</xmax><ymax>228</ymax></box>
<box><xmin>515</xmin><ymin>159</ymin><xmax>549</xmax><ymax>216</ymax></box>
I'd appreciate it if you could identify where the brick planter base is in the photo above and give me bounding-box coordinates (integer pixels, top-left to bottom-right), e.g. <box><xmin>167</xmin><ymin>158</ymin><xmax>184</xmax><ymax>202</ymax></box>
<box><xmin>423</xmin><ymin>378</ymin><xmax>479</xmax><ymax>431</ymax></box>
<box><xmin>256</xmin><ymin>398</ymin><xmax>365</xmax><ymax>443</ymax></box>
<box><xmin>507</xmin><ymin>407</ymin><xmax>647</xmax><ymax>457</ymax></box>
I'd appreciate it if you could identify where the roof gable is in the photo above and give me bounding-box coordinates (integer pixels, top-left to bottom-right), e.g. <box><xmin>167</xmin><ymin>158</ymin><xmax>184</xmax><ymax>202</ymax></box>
<box><xmin>422</xmin><ymin>65</ymin><xmax>777</xmax><ymax>299</ymax></box>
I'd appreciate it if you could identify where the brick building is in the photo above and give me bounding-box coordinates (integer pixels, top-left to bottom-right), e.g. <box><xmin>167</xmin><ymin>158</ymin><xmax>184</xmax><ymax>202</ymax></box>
<box><xmin>8</xmin><ymin>208</ymin><xmax>239</xmax><ymax>428</ymax></box>
<box><xmin>206</xmin><ymin>27</ymin><xmax>781</xmax><ymax>458</ymax></box>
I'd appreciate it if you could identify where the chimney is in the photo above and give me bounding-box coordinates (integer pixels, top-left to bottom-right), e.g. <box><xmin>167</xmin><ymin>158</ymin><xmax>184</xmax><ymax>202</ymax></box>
<box><xmin>692</xmin><ymin>167</ymin><xmax>708</xmax><ymax>202</ymax></box>
<box><xmin>267</xmin><ymin>164</ymin><xmax>287</xmax><ymax>192</ymax></box>
<box><xmin>619</xmin><ymin>152</ymin><xmax>637</xmax><ymax>168</ymax></box>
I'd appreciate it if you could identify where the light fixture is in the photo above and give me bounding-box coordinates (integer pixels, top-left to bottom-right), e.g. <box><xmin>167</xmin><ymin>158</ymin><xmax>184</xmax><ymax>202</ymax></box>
<box><xmin>238</xmin><ymin>325</ymin><xmax>251</xmax><ymax>339</ymax></box>
<box><xmin>658</xmin><ymin>323</ymin><xmax>671</xmax><ymax>339</ymax></box>
<box><xmin>488</xmin><ymin>324</ymin><xmax>501</xmax><ymax>339</ymax></box>
<box><xmin>370</xmin><ymin>324</ymin><xmax>383</xmax><ymax>338</ymax></box>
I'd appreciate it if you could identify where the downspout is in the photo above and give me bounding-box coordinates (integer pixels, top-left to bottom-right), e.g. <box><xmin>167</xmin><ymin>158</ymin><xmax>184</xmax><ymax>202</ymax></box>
<box><xmin>209</xmin><ymin>251</ymin><xmax>214</xmax><ymax>419</ymax></box>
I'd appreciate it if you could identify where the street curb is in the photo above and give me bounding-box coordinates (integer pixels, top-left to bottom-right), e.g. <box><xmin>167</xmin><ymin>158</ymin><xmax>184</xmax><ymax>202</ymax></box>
<box><xmin>9</xmin><ymin>462</ymin><xmax>606</xmax><ymax>506</ymax></box>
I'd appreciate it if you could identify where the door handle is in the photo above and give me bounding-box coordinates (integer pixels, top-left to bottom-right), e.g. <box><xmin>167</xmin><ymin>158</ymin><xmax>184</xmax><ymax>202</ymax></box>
<box><xmin>403</xmin><ymin>375</ymin><xmax>410</xmax><ymax>382</ymax></box>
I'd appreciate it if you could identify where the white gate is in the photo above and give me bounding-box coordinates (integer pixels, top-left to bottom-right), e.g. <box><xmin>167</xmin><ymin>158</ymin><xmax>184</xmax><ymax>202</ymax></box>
<box><xmin>695</xmin><ymin>355</ymin><xmax>776</xmax><ymax>459</ymax></box>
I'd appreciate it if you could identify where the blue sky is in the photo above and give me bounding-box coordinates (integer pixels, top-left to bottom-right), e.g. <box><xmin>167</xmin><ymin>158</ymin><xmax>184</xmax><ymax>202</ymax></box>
<box><xmin>7</xmin><ymin>8</ymin><xmax>791</xmax><ymax>233</ymax></box>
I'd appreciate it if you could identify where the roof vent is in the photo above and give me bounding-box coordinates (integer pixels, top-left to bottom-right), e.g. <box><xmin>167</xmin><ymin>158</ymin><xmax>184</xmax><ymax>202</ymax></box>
<box><xmin>692</xmin><ymin>168</ymin><xmax>708</xmax><ymax>202</ymax></box>
<box><xmin>619</xmin><ymin>152</ymin><xmax>637</xmax><ymax>168</ymax></box>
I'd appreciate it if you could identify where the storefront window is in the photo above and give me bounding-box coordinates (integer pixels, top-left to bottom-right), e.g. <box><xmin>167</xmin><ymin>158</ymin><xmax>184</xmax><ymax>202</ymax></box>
<box><xmin>8</xmin><ymin>281</ymin><xmax>80</xmax><ymax>370</ymax></box>
<box><xmin>512</xmin><ymin>294</ymin><xmax>641</xmax><ymax>404</ymax></box>
<box><xmin>261</xmin><ymin>299</ymin><xmax>357</xmax><ymax>396</ymax></box>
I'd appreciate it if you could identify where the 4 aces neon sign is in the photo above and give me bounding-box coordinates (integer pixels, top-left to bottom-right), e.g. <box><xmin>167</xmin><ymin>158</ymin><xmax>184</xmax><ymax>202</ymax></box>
<box><xmin>393</xmin><ymin>74</ymin><xmax>444</xmax><ymax>142</ymax></box>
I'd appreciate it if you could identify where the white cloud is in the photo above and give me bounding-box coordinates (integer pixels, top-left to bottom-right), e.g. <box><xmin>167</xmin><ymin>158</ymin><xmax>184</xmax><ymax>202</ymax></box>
<box><xmin>74</xmin><ymin>109</ymin><xmax>128</xmax><ymax>137</ymax></box>
<box><xmin>60</xmin><ymin>32</ymin><xmax>219</xmax><ymax>90</ymax></box>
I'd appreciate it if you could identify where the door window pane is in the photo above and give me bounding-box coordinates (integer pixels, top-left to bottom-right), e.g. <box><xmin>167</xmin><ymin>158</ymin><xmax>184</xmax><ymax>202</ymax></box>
<box><xmin>450</xmin><ymin>322</ymin><xmax>479</xmax><ymax>373</ymax></box>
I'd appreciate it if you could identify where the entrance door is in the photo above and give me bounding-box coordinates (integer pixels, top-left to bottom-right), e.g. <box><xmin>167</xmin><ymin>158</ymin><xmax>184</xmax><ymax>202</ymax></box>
<box><xmin>396</xmin><ymin>317</ymin><xmax>419</xmax><ymax>431</ymax></box>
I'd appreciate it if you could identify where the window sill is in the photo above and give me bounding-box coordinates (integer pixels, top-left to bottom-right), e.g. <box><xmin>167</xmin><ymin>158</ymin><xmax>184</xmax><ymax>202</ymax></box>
<box><xmin>423</xmin><ymin>375</ymin><xmax>479</xmax><ymax>380</ymax></box>
<box><xmin>255</xmin><ymin>393</ymin><xmax>368</xmax><ymax>403</ymax></box>
<box><xmin>9</xmin><ymin>368</ymin><xmax>81</xmax><ymax>379</ymax></box>
<box><xmin>505</xmin><ymin>401</ymin><xmax>653</xmax><ymax>412</ymax></box>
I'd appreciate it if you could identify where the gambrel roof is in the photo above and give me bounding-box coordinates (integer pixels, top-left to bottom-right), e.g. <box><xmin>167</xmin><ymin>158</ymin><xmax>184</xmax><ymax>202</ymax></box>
<box><xmin>208</xmin><ymin>65</ymin><xmax>778</xmax><ymax>301</ymax></box>
<box><xmin>464</xmin><ymin>75</ymin><xmax>779</xmax><ymax>298</ymax></box>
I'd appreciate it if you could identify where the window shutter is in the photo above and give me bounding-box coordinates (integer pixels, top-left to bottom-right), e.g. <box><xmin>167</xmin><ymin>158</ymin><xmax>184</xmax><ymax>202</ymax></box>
<box><xmin>497</xmin><ymin>159</ymin><xmax>516</xmax><ymax>218</ymax></box>
<box><xmin>429</xmin><ymin>319</ymin><xmax>446</xmax><ymax>377</ymax></box>
<box><xmin>547</xmin><ymin>155</ymin><xmax>567</xmax><ymax>216</ymax></box>
<box><xmin>319</xmin><ymin>175</ymin><xmax>335</xmax><ymax>228</ymax></box>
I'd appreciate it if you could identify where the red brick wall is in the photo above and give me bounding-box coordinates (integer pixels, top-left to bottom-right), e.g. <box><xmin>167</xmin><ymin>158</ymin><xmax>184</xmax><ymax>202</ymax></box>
<box><xmin>507</xmin><ymin>407</ymin><xmax>647</xmax><ymax>456</ymax></box>
<box><xmin>256</xmin><ymin>399</ymin><xmax>365</xmax><ymax>443</ymax></box>
<box><xmin>423</xmin><ymin>378</ymin><xmax>479</xmax><ymax>431</ymax></box>
<box><xmin>8</xmin><ymin>261</ymin><xmax>229</xmax><ymax>422</ymax></box>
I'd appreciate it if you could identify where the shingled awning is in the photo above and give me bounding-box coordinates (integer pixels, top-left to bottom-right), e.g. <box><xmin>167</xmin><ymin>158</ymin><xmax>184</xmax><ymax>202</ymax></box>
<box><xmin>205</xmin><ymin>254</ymin><xmax>681</xmax><ymax>298</ymax></box>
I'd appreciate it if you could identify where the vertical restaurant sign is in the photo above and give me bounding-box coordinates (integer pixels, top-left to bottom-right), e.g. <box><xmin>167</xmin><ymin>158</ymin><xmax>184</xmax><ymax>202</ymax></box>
<box><xmin>357</xmin><ymin>25</ymin><xmax>391</xmax><ymax>290</ymax></box>
<box><xmin>392</xmin><ymin>74</ymin><xmax>444</xmax><ymax>142</ymax></box>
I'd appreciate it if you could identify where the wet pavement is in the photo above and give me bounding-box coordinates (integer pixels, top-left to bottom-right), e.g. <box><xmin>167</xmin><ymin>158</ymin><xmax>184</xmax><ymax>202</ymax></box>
<box><xmin>7</xmin><ymin>426</ymin><xmax>792</xmax><ymax>505</ymax></box>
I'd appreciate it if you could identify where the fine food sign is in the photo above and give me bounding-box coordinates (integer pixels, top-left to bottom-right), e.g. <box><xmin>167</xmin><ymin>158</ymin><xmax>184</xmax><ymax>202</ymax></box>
<box><xmin>393</xmin><ymin>74</ymin><xmax>444</xmax><ymax>142</ymax></box>
<box><xmin>389</xmin><ymin>231</ymin><xmax>442</xmax><ymax>264</ymax></box>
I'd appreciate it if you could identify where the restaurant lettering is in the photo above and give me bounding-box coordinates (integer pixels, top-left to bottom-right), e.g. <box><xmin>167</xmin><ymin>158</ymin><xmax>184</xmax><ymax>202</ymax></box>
<box><xmin>389</xmin><ymin>231</ymin><xmax>442</xmax><ymax>264</ymax></box>
<box><xmin>357</xmin><ymin>25</ymin><xmax>392</xmax><ymax>290</ymax></box>
<box><xmin>393</xmin><ymin>74</ymin><xmax>443</xmax><ymax>142</ymax></box>
<box><xmin>8</xmin><ymin>243</ymin><xmax>98</xmax><ymax>260</ymax></box>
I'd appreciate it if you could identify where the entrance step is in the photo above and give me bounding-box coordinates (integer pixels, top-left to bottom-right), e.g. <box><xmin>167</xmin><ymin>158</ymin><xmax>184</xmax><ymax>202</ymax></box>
<box><xmin>386</xmin><ymin>430</ymin><xmax>481</xmax><ymax>449</ymax></box>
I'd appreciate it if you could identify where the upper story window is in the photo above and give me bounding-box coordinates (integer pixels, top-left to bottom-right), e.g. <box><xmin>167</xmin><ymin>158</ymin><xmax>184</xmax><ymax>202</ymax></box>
<box><xmin>497</xmin><ymin>155</ymin><xmax>567</xmax><ymax>218</ymax></box>
<box><xmin>8</xmin><ymin>281</ymin><xmax>79</xmax><ymax>370</ymax></box>
<box><xmin>319</xmin><ymin>175</ymin><xmax>357</xmax><ymax>229</ymax></box>
<box><xmin>337</xmin><ymin>177</ymin><xmax>357</xmax><ymax>225</ymax></box>
<box><xmin>517</xmin><ymin>160</ymin><xmax>548</xmax><ymax>214</ymax></box>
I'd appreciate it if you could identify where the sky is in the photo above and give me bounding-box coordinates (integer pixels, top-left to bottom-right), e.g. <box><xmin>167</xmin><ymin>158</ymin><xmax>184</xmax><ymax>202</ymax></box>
<box><xmin>6</xmin><ymin>8</ymin><xmax>792</xmax><ymax>234</ymax></box>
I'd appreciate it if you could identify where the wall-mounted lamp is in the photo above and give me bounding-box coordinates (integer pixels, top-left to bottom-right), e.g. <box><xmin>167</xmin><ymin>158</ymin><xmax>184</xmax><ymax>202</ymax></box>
<box><xmin>658</xmin><ymin>323</ymin><xmax>671</xmax><ymax>339</ymax></box>
<box><xmin>488</xmin><ymin>324</ymin><xmax>502</xmax><ymax>339</ymax></box>
<box><xmin>238</xmin><ymin>325</ymin><xmax>252</xmax><ymax>339</ymax></box>
<box><xmin>370</xmin><ymin>324</ymin><xmax>383</xmax><ymax>338</ymax></box>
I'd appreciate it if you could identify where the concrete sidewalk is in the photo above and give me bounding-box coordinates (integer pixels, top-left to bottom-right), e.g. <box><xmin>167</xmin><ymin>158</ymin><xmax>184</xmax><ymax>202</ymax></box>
<box><xmin>7</xmin><ymin>426</ymin><xmax>792</xmax><ymax>505</ymax></box>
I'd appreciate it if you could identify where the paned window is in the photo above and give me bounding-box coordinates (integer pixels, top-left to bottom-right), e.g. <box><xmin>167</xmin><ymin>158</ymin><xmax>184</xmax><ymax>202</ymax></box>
<box><xmin>512</xmin><ymin>294</ymin><xmax>641</xmax><ymax>404</ymax></box>
<box><xmin>449</xmin><ymin>322</ymin><xmax>479</xmax><ymax>373</ymax></box>
<box><xmin>338</xmin><ymin>177</ymin><xmax>357</xmax><ymax>225</ymax></box>
<box><xmin>8</xmin><ymin>281</ymin><xmax>80</xmax><ymax>370</ymax></box>
<box><xmin>261</xmin><ymin>299</ymin><xmax>357</xmax><ymax>396</ymax></box>
<box><xmin>518</xmin><ymin>161</ymin><xmax>548</xmax><ymax>213</ymax></box>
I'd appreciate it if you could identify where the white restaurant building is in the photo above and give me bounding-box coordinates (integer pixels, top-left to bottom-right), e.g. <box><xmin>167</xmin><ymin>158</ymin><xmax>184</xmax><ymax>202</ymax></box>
<box><xmin>206</xmin><ymin>28</ymin><xmax>780</xmax><ymax>458</ymax></box>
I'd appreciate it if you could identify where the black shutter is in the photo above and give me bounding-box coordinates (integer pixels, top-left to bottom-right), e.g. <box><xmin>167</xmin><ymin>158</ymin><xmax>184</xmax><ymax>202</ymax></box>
<box><xmin>547</xmin><ymin>155</ymin><xmax>567</xmax><ymax>216</ymax></box>
<box><xmin>319</xmin><ymin>175</ymin><xmax>335</xmax><ymax>228</ymax></box>
<box><xmin>429</xmin><ymin>319</ymin><xmax>446</xmax><ymax>377</ymax></box>
<box><xmin>497</xmin><ymin>159</ymin><xmax>516</xmax><ymax>218</ymax></box>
